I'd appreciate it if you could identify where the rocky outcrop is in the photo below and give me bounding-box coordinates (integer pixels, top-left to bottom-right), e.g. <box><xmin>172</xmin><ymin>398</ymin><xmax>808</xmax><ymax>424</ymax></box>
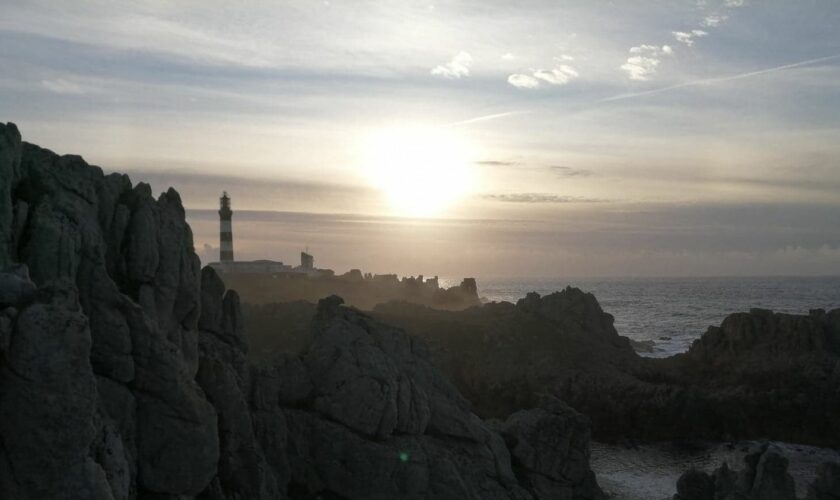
<box><xmin>371</xmin><ymin>292</ymin><xmax>840</xmax><ymax>447</ymax></box>
<box><xmin>373</xmin><ymin>288</ymin><xmax>642</xmax><ymax>421</ymax></box>
<box><xmin>672</xmin><ymin>443</ymin><xmax>840</xmax><ymax>500</ymax></box>
<box><xmin>0</xmin><ymin>122</ymin><xmax>604</xmax><ymax>499</ymax></box>
<box><xmin>497</xmin><ymin>396</ymin><xmax>605</xmax><ymax>500</ymax></box>
<box><xmin>0</xmin><ymin>122</ymin><xmax>216</xmax><ymax>499</ymax></box>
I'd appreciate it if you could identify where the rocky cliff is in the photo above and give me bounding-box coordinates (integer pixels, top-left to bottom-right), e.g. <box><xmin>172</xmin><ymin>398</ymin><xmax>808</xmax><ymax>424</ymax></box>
<box><xmin>0</xmin><ymin>122</ymin><xmax>604</xmax><ymax>499</ymax></box>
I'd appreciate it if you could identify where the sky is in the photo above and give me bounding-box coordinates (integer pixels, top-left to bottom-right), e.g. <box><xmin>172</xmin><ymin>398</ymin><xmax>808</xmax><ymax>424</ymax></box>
<box><xmin>1</xmin><ymin>0</ymin><xmax>839</xmax><ymax>278</ymax></box>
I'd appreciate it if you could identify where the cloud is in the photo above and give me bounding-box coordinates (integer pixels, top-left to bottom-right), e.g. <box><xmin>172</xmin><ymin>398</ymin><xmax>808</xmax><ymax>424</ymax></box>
<box><xmin>606</xmin><ymin>53</ymin><xmax>840</xmax><ymax>102</ymax></box>
<box><xmin>41</xmin><ymin>78</ymin><xmax>89</xmax><ymax>94</ymax></box>
<box><xmin>507</xmin><ymin>73</ymin><xmax>541</xmax><ymax>89</ymax></box>
<box><xmin>550</xmin><ymin>166</ymin><xmax>593</xmax><ymax>177</ymax></box>
<box><xmin>725</xmin><ymin>0</ymin><xmax>744</xmax><ymax>7</ymax></box>
<box><xmin>476</xmin><ymin>160</ymin><xmax>518</xmax><ymax>167</ymax></box>
<box><xmin>672</xmin><ymin>29</ymin><xmax>708</xmax><ymax>46</ymax></box>
<box><xmin>557</xmin><ymin>54</ymin><xmax>575</xmax><ymax>62</ymax></box>
<box><xmin>482</xmin><ymin>193</ymin><xmax>605</xmax><ymax>203</ymax></box>
<box><xmin>702</xmin><ymin>14</ymin><xmax>727</xmax><ymax>27</ymax></box>
<box><xmin>533</xmin><ymin>65</ymin><xmax>579</xmax><ymax>85</ymax></box>
<box><xmin>431</xmin><ymin>51</ymin><xmax>472</xmax><ymax>79</ymax></box>
<box><xmin>621</xmin><ymin>45</ymin><xmax>672</xmax><ymax>81</ymax></box>
<box><xmin>501</xmin><ymin>52</ymin><xmax>515</xmax><ymax>61</ymax></box>
<box><xmin>508</xmin><ymin>64</ymin><xmax>578</xmax><ymax>89</ymax></box>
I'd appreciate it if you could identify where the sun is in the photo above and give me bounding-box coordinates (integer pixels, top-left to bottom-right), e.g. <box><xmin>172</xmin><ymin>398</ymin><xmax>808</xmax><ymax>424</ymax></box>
<box><xmin>363</xmin><ymin>125</ymin><xmax>474</xmax><ymax>217</ymax></box>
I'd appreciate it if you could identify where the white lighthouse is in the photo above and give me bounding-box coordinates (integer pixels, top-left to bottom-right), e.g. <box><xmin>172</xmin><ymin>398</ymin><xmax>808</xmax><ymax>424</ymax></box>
<box><xmin>219</xmin><ymin>191</ymin><xmax>234</xmax><ymax>262</ymax></box>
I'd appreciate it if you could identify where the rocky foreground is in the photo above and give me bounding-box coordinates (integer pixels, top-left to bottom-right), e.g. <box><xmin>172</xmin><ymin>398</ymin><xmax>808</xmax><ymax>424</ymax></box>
<box><xmin>1</xmin><ymin>121</ymin><xmax>839</xmax><ymax>499</ymax></box>
<box><xmin>0</xmin><ymin>122</ymin><xmax>606</xmax><ymax>499</ymax></box>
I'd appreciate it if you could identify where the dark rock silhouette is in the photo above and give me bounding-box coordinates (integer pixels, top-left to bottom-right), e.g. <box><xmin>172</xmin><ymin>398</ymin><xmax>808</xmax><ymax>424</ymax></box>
<box><xmin>370</xmin><ymin>294</ymin><xmax>840</xmax><ymax>447</ymax></box>
<box><xmin>671</xmin><ymin>443</ymin><xmax>840</xmax><ymax>500</ymax></box>
<box><xmin>0</xmin><ymin>122</ymin><xmax>605</xmax><ymax>499</ymax></box>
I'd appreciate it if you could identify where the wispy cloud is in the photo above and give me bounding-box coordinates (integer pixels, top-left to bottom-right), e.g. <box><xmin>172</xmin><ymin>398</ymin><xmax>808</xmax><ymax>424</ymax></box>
<box><xmin>551</xmin><ymin>166</ymin><xmax>593</xmax><ymax>177</ymax></box>
<box><xmin>508</xmin><ymin>64</ymin><xmax>579</xmax><ymax>89</ymax></box>
<box><xmin>621</xmin><ymin>44</ymin><xmax>673</xmax><ymax>81</ymax></box>
<box><xmin>702</xmin><ymin>14</ymin><xmax>727</xmax><ymax>27</ymax></box>
<box><xmin>606</xmin><ymin>53</ymin><xmax>840</xmax><ymax>102</ymax></box>
<box><xmin>476</xmin><ymin>160</ymin><xmax>518</xmax><ymax>167</ymax></box>
<box><xmin>446</xmin><ymin>110</ymin><xmax>525</xmax><ymax>127</ymax></box>
<box><xmin>672</xmin><ymin>29</ymin><xmax>708</xmax><ymax>46</ymax></box>
<box><xmin>431</xmin><ymin>51</ymin><xmax>472</xmax><ymax>79</ymax></box>
<box><xmin>482</xmin><ymin>193</ymin><xmax>605</xmax><ymax>203</ymax></box>
<box><xmin>508</xmin><ymin>73</ymin><xmax>541</xmax><ymax>89</ymax></box>
<box><xmin>41</xmin><ymin>78</ymin><xmax>90</xmax><ymax>95</ymax></box>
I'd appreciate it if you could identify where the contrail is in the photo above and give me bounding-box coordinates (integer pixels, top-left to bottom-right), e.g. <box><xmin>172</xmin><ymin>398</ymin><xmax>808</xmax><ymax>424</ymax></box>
<box><xmin>601</xmin><ymin>53</ymin><xmax>840</xmax><ymax>103</ymax></box>
<box><xmin>446</xmin><ymin>110</ymin><xmax>526</xmax><ymax>127</ymax></box>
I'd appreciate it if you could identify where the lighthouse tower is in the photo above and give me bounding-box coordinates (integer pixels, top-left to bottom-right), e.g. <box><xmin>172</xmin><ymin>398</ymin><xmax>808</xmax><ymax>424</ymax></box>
<box><xmin>219</xmin><ymin>191</ymin><xmax>234</xmax><ymax>262</ymax></box>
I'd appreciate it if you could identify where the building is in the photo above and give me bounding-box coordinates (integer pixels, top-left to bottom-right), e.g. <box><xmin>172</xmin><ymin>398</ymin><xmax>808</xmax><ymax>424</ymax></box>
<box><xmin>209</xmin><ymin>192</ymin><xmax>327</xmax><ymax>276</ymax></box>
<box><xmin>219</xmin><ymin>191</ymin><xmax>234</xmax><ymax>262</ymax></box>
<box><xmin>300</xmin><ymin>252</ymin><xmax>314</xmax><ymax>270</ymax></box>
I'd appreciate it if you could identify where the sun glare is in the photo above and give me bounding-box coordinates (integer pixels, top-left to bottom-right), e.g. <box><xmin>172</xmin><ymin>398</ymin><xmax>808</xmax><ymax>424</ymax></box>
<box><xmin>363</xmin><ymin>126</ymin><xmax>474</xmax><ymax>217</ymax></box>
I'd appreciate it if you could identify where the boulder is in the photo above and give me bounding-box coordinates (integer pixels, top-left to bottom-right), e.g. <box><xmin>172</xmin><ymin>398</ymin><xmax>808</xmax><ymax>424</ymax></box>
<box><xmin>499</xmin><ymin>396</ymin><xmax>605</xmax><ymax>500</ymax></box>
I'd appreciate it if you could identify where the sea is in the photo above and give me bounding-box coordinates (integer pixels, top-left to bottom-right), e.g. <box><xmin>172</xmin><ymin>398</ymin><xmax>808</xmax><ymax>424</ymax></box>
<box><xmin>467</xmin><ymin>276</ymin><xmax>840</xmax><ymax>358</ymax></box>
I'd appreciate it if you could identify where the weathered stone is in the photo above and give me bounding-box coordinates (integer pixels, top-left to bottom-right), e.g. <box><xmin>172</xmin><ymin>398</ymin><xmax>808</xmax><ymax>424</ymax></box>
<box><xmin>500</xmin><ymin>396</ymin><xmax>605</xmax><ymax>500</ymax></box>
<box><xmin>0</xmin><ymin>264</ymin><xmax>36</xmax><ymax>307</ymax></box>
<box><xmin>807</xmin><ymin>462</ymin><xmax>840</xmax><ymax>500</ymax></box>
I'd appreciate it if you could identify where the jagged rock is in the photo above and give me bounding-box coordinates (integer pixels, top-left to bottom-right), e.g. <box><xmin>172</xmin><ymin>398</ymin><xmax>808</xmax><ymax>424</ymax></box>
<box><xmin>0</xmin><ymin>122</ymin><xmax>219</xmax><ymax>499</ymax></box>
<box><xmin>283</xmin><ymin>296</ymin><xmax>533</xmax><ymax>500</ymax></box>
<box><xmin>672</xmin><ymin>443</ymin><xmax>796</xmax><ymax>500</ymax></box>
<box><xmin>307</xmin><ymin>295</ymin><xmax>489</xmax><ymax>440</ymax></box>
<box><xmin>371</xmin><ymin>290</ymin><xmax>840</xmax><ymax>447</ymax></box>
<box><xmin>499</xmin><ymin>396</ymin><xmax>605</xmax><ymax>500</ymax></box>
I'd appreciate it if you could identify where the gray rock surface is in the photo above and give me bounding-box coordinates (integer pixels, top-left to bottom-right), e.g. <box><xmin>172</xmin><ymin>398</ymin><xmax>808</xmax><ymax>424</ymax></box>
<box><xmin>499</xmin><ymin>396</ymin><xmax>605</xmax><ymax>500</ymax></box>
<box><xmin>807</xmin><ymin>462</ymin><xmax>840</xmax><ymax>500</ymax></box>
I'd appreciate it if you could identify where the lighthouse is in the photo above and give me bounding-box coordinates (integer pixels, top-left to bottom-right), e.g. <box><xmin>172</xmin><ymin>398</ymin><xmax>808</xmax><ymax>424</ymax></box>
<box><xmin>219</xmin><ymin>191</ymin><xmax>234</xmax><ymax>262</ymax></box>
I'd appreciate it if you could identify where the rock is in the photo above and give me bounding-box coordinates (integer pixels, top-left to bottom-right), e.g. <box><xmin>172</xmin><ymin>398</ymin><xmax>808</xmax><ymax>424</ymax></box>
<box><xmin>672</xmin><ymin>443</ymin><xmax>796</xmax><ymax>500</ymax></box>
<box><xmin>284</xmin><ymin>296</ymin><xmax>534</xmax><ymax>499</ymax></box>
<box><xmin>250</xmin><ymin>353</ymin><xmax>312</xmax><ymax>408</ymax></box>
<box><xmin>0</xmin><ymin>264</ymin><xmax>36</xmax><ymax>307</ymax></box>
<box><xmin>499</xmin><ymin>396</ymin><xmax>605</xmax><ymax>500</ymax></box>
<box><xmin>807</xmin><ymin>462</ymin><xmax>840</xmax><ymax>500</ymax></box>
<box><xmin>371</xmin><ymin>292</ymin><xmax>840</xmax><ymax>447</ymax></box>
<box><xmin>0</xmin><ymin>280</ymin><xmax>109</xmax><ymax>499</ymax></box>
<box><xmin>0</xmin><ymin>123</ymin><xmax>220</xmax><ymax>499</ymax></box>
<box><xmin>673</xmin><ymin>468</ymin><xmax>714</xmax><ymax>500</ymax></box>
